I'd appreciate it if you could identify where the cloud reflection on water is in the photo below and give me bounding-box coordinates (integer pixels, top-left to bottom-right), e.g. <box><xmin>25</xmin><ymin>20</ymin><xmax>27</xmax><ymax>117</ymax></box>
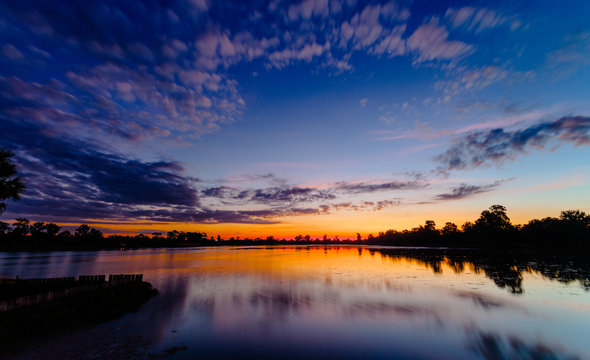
<box><xmin>1</xmin><ymin>246</ymin><xmax>588</xmax><ymax>359</ymax></box>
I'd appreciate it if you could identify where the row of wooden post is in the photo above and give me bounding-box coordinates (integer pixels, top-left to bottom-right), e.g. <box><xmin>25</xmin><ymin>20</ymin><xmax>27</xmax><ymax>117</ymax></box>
<box><xmin>9</xmin><ymin>274</ymin><xmax>143</xmax><ymax>285</ymax></box>
<box><xmin>0</xmin><ymin>274</ymin><xmax>144</xmax><ymax>312</ymax></box>
<box><xmin>108</xmin><ymin>274</ymin><xmax>143</xmax><ymax>283</ymax></box>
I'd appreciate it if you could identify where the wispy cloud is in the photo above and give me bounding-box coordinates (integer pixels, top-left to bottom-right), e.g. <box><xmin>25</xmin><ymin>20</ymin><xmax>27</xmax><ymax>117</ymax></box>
<box><xmin>434</xmin><ymin>179</ymin><xmax>510</xmax><ymax>200</ymax></box>
<box><xmin>320</xmin><ymin>199</ymin><xmax>403</xmax><ymax>212</ymax></box>
<box><xmin>0</xmin><ymin>0</ymin><xmax>482</xmax><ymax>152</ymax></box>
<box><xmin>406</xmin><ymin>20</ymin><xmax>473</xmax><ymax>63</ymax></box>
<box><xmin>545</xmin><ymin>32</ymin><xmax>590</xmax><ymax>78</ymax></box>
<box><xmin>445</xmin><ymin>7</ymin><xmax>520</xmax><ymax>33</ymax></box>
<box><xmin>2</xmin><ymin>1</ymin><xmax>577</xmax><ymax>227</ymax></box>
<box><xmin>2</xmin><ymin>44</ymin><xmax>24</xmax><ymax>61</ymax></box>
<box><xmin>202</xmin><ymin>185</ymin><xmax>335</xmax><ymax>205</ymax></box>
<box><xmin>372</xmin><ymin>120</ymin><xmax>448</xmax><ymax>141</ymax></box>
<box><xmin>434</xmin><ymin>65</ymin><xmax>510</xmax><ymax>97</ymax></box>
<box><xmin>334</xmin><ymin>180</ymin><xmax>427</xmax><ymax>193</ymax></box>
<box><xmin>436</xmin><ymin>115</ymin><xmax>590</xmax><ymax>172</ymax></box>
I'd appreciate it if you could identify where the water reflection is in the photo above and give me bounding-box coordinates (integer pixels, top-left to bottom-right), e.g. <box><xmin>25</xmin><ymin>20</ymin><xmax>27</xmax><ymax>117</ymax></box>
<box><xmin>371</xmin><ymin>247</ymin><xmax>590</xmax><ymax>294</ymax></box>
<box><xmin>1</xmin><ymin>246</ymin><xmax>589</xmax><ymax>359</ymax></box>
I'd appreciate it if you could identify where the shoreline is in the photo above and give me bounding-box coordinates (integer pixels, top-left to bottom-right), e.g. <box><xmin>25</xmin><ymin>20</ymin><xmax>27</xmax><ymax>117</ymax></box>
<box><xmin>0</xmin><ymin>241</ymin><xmax>588</xmax><ymax>255</ymax></box>
<box><xmin>0</xmin><ymin>281</ymin><xmax>158</xmax><ymax>353</ymax></box>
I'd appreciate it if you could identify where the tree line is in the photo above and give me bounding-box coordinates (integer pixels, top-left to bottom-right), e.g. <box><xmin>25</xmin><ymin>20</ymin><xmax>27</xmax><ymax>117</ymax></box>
<box><xmin>0</xmin><ymin>204</ymin><xmax>588</xmax><ymax>251</ymax></box>
<box><xmin>367</xmin><ymin>205</ymin><xmax>590</xmax><ymax>250</ymax></box>
<box><xmin>0</xmin><ymin>219</ymin><xmax>212</xmax><ymax>250</ymax></box>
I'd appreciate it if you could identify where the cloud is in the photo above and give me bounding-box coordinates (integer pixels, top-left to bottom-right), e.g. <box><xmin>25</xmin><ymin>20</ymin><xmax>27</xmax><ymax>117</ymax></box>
<box><xmin>434</xmin><ymin>65</ymin><xmax>509</xmax><ymax>97</ymax></box>
<box><xmin>406</xmin><ymin>20</ymin><xmax>473</xmax><ymax>63</ymax></box>
<box><xmin>0</xmin><ymin>118</ymin><xmax>199</xmax><ymax>208</ymax></box>
<box><xmin>267</xmin><ymin>42</ymin><xmax>329</xmax><ymax>69</ymax></box>
<box><xmin>2</xmin><ymin>44</ymin><xmax>24</xmax><ymax>61</ymax></box>
<box><xmin>249</xmin><ymin>187</ymin><xmax>335</xmax><ymax>204</ymax></box>
<box><xmin>7</xmin><ymin>198</ymin><xmax>322</xmax><ymax>225</ymax></box>
<box><xmin>319</xmin><ymin>198</ymin><xmax>402</xmax><ymax>212</ymax></box>
<box><xmin>0</xmin><ymin>118</ymin><xmax>333</xmax><ymax>225</ymax></box>
<box><xmin>436</xmin><ymin>115</ymin><xmax>590</xmax><ymax>172</ymax></box>
<box><xmin>434</xmin><ymin>180</ymin><xmax>507</xmax><ymax>200</ymax></box>
<box><xmin>0</xmin><ymin>0</ymin><xmax>482</xmax><ymax>149</ymax></box>
<box><xmin>445</xmin><ymin>7</ymin><xmax>519</xmax><ymax>33</ymax></box>
<box><xmin>545</xmin><ymin>32</ymin><xmax>590</xmax><ymax>78</ymax></box>
<box><xmin>2</xmin><ymin>0</ymin><xmax>520</xmax><ymax>226</ymax></box>
<box><xmin>339</xmin><ymin>5</ymin><xmax>385</xmax><ymax>49</ymax></box>
<box><xmin>0</xmin><ymin>106</ymin><xmax>431</xmax><ymax>224</ymax></box>
<box><xmin>162</xmin><ymin>207</ymin><xmax>325</xmax><ymax>224</ymax></box>
<box><xmin>0</xmin><ymin>2</ymin><xmax>251</xmax><ymax>146</ymax></box>
<box><xmin>203</xmin><ymin>173</ymin><xmax>428</xmax><ymax>206</ymax></box>
<box><xmin>199</xmin><ymin>175</ymin><xmax>425</xmax><ymax>211</ymax></box>
<box><xmin>212</xmin><ymin>186</ymin><xmax>335</xmax><ymax>205</ymax></box>
<box><xmin>0</xmin><ymin>0</ymin><xmax>454</xmax><ymax>84</ymax></box>
<box><xmin>201</xmin><ymin>186</ymin><xmax>231</xmax><ymax>198</ymax></box>
<box><xmin>335</xmin><ymin>180</ymin><xmax>426</xmax><ymax>193</ymax></box>
<box><xmin>286</xmin><ymin>0</ymin><xmax>330</xmax><ymax>22</ymax></box>
<box><xmin>338</xmin><ymin>3</ymin><xmax>408</xmax><ymax>56</ymax></box>
<box><xmin>374</xmin><ymin>199</ymin><xmax>401</xmax><ymax>210</ymax></box>
<box><xmin>371</xmin><ymin>25</ymin><xmax>406</xmax><ymax>56</ymax></box>
<box><xmin>373</xmin><ymin>120</ymin><xmax>448</xmax><ymax>140</ymax></box>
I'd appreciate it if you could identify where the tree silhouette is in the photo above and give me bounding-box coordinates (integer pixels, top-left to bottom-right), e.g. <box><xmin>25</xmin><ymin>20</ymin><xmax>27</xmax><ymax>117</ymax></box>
<box><xmin>475</xmin><ymin>205</ymin><xmax>513</xmax><ymax>232</ymax></box>
<box><xmin>424</xmin><ymin>220</ymin><xmax>436</xmax><ymax>232</ymax></box>
<box><xmin>45</xmin><ymin>223</ymin><xmax>61</xmax><ymax>237</ymax></box>
<box><xmin>75</xmin><ymin>224</ymin><xmax>91</xmax><ymax>238</ymax></box>
<box><xmin>559</xmin><ymin>210</ymin><xmax>590</xmax><ymax>243</ymax></box>
<box><xmin>0</xmin><ymin>150</ymin><xmax>25</xmax><ymax>214</ymax></box>
<box><xmin>75</xmin><ymin>224</ymin><xmax>102</xmax><ymax>242</ymax></box>
<box><xmin>560</xmin><ymin>210</ymin><xmax>590</xmax><ymax>227</ymax></box>
<box><xmin>30</xmin><ymin>222</ymin><xmax>46</xmax><ymax>237</ymax></box>
<box><xmin>462</xmin><ymin>221</ymin><xmax>474</xmax><ymax>232</ymax></box>
<box><xmin>12</xmin><ymin>217</ymin><xmax>30</xmax><ymax>239</ymax></box>
<box><xmin>0</xmin><ymin>221</ymin><xmax>9</xmax><ymax>235</ymax></box>
<box><xmin>441</xmin><ymin>222</ymin><xmax>458</xmax><ymax>235</ymax></box>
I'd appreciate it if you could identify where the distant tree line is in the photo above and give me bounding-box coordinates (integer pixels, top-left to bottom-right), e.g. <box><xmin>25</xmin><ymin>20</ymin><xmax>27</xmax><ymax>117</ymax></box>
<box><xmin>0</xmin><ymin>219</ymin><xmax>214</xmax><ymax>250</ymax></box>
<box><xmin>367</xmin><ymin>205</ymin><xmax>589</xmax><ymax>250</ymax></box>
<box><xmin>0</xmin><ymin>205</ymin><xmax>588</xmax><ymax>251</ymax></box>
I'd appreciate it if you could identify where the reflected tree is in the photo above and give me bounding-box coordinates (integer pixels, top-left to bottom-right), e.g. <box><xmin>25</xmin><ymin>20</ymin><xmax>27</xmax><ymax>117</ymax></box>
<box><xmin>373</xmin><ymin>247</ymin><xmax>590</xmax><ymax>294</ymax></box>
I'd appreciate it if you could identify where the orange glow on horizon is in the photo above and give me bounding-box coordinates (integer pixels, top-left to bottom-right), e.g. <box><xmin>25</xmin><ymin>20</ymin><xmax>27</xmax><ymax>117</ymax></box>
<box><xmin>32</xmin><ymin>200</ymin><xmax>584</xmax><ymax>239</ymax></box>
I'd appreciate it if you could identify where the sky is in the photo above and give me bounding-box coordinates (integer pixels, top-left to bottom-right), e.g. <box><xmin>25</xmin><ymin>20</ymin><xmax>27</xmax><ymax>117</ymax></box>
<box><xmin>1</xmin><ymin>0</ymin><xmax>589</xmax><ymax>238</ymax></box>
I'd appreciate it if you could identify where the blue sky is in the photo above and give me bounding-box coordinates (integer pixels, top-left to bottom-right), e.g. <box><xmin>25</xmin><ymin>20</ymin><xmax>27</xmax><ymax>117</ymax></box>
<box><xmin>1</xmin><ymin>0</ymin><xmax>589</xmax><ymax>236</ymax></box>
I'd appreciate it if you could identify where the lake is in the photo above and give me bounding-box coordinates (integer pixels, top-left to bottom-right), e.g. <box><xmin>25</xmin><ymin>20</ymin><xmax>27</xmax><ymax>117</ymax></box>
<box><xmin>1</xmin><ymin>246</ymin><xmax>589</xmax><ymax>359</ymax></box>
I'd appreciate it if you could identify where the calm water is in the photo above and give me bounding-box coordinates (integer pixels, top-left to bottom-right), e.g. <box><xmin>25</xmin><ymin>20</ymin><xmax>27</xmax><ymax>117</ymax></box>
<box><xmin>1</xmin><ymin>246</ymin><xmax>589</xmax><ymax>359</ymax></box>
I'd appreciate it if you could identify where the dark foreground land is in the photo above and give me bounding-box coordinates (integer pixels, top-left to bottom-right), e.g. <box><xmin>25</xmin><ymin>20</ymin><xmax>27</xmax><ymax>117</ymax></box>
<box><xmin>0</xmin><ymin>280</ymin><xmax>158</xmax><ymax>353</ymax></box>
